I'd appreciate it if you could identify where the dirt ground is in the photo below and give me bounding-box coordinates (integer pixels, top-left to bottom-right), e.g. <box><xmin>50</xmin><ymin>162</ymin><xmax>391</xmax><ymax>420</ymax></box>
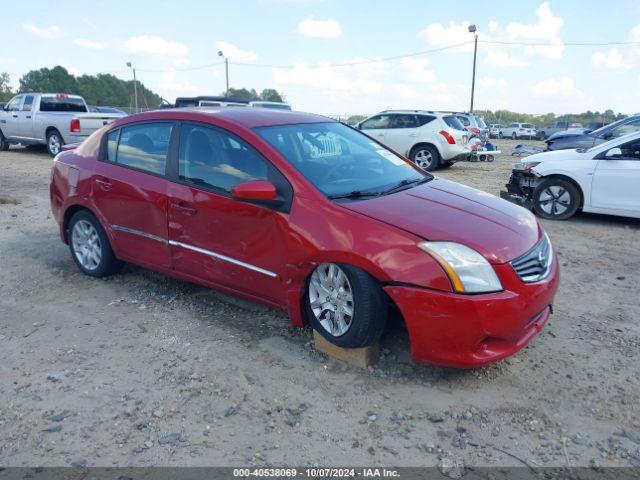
<box><xmin>1</xmin><ymin>139</ymin><xmax>639</xmax><ymax>471</ymax></box>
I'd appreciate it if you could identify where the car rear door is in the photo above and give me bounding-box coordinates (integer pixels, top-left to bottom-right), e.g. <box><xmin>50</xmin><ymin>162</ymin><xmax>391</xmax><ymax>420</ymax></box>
<box><xmin>382</xmin><ymin>114</ymin><xmax>420</xmax><ymax>155</ymax></box>
<box><xmin>18</xmin><ymin>94</ymin><xmax>35</xmax><ymax>138</ymax></box>
<box><xmin>591</xmin><ymin>137</ymin><xmax>640</xmax><ymax>214</ymax></box>
<box><xmin>359</xmin><ymin>114</ymin><xmax>392</xmax><ymax>146</ymax></box>
<box><xmin>91</xmin><ymin>121</ymin><xmax>174</xmax><ymax>268</ymax></box>
<box><xmin>166</xmin><ymin>122</ymin><xmax>290</xmax><ymax>304</ymax></box>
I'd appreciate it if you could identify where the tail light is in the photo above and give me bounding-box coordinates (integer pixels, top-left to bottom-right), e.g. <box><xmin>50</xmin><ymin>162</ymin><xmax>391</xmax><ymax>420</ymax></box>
<box><xmin>470</xmin><ymin>127</ymin><xmax>481</xmax><ymax>135</ymax></box>
<box><xmin>70</xmin><ymin>119</ymin><xmax>80</xmax><ymax>133</ymax></box>
<box><xmin>440</xmin><ymin>130</ymin><xmax>456</xmax><ymax>145</ymax></box>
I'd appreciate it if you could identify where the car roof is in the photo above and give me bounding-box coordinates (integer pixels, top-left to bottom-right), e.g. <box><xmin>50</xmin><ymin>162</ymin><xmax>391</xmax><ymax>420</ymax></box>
<box><xmin>118</xmin><ymin>107</ymin><xmax>333</xmax><ymax>129</ymax></box>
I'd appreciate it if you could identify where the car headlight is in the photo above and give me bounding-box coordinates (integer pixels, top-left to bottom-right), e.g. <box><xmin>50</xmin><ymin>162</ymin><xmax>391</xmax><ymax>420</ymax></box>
<box><xmin>513</xmin><ymin>161</ymin><xmax>540</xmax><ymax>171</ymax></box>
<box><xmin>417</xmin><ymin>241</ymin><xmax>503</xmax><ymax>293</ymax></box>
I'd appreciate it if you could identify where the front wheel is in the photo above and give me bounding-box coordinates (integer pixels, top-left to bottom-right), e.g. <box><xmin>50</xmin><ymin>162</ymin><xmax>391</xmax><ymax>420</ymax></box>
<box><xmin>411</xmin><ymin>145</ymin><xmax>440</xmax><ymax>171</ymax></box>
<box><xmin>306</xmin><ymin>263</ymin><xmax>387</xmax><ymax>348</ymax></box>
<box><xmin>511</xmin><ymin>132</ymin><xmax>517</xmax><ymax>140</ymax></box>
<box><xmin>533</xmin><ymin>178</ymin><xmax>580</xmax><ymax>220</ymax></box>
<box><xmin>47</xmin><ymin>130</ymin><xmax>64</xmax><ymax>156</ymax></box>
<box><xmin>68</xmin><ymin>210</ymin><xmax>123</xmax><ymax>277</ymax></box>
<box><xmin>0</xmin><ymin>131</ymin><xmax>9</xmax><ymax>151</ymax></box>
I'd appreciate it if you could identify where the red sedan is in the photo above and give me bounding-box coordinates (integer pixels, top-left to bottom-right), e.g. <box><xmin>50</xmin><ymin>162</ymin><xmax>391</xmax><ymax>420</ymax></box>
<box><xmin>50</xmin><ymin>108</ymin><xmax>559</xmax><ymax>368</ymax></box>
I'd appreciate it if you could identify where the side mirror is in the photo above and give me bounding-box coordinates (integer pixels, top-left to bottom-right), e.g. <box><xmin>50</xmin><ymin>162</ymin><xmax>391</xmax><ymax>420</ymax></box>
<box><xmin>231</xmin><ymin>180</ymin><xmax>278</xmax><ymax>202</ymax></box>
<box><xmin>605</xmin><ymin>147</ymin><xmax>622</xmax><ymax>158</ymax></box>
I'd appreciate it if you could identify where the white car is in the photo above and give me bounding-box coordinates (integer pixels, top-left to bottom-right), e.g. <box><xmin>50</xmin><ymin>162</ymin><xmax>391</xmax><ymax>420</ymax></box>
<box><xmin>501</xmin><ymin>131</ymin><xmax>640</xmax><ymax>220</ymax></box>
<box><xmin>357</xmin><ymin>110</ymin><xmax>470</xmax><ymax>171</ymax></box>
<box><xmin>501</xmin><ymin>122</ymin><xmax>537</xmax><ymax>140</ymax></box>
<box><xmin>488</xmin><ymin>124</ymin><xmax>503</xmax><ymax>138</ymax></box>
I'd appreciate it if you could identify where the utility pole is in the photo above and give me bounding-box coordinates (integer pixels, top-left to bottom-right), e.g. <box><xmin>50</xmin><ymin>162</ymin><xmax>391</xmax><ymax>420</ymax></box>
<box><xmin>468</xmin><ymin>25</ymin><xmax>478</xmax><ymax>113</ymax></box>
<box><xmin>127</xmin><ymin>62</ymin><xmax>138</xmax><ymax>113</ymax></box>
<box><xmin>218</xmin><ymin>51</ymin><xmax>229</xmax><ymax>96</ymax></box>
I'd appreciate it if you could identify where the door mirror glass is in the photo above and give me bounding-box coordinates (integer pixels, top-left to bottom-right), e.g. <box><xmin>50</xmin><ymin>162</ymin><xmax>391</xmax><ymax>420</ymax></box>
<box><xmin>231</xmin><ymin>180</ymin><xmax>278</xmax><ymax>202</ymax></box>
<box><xmin>605</xmin><ymin>147</ymin><xmax>622</xmax><ymax>158</ymax></box>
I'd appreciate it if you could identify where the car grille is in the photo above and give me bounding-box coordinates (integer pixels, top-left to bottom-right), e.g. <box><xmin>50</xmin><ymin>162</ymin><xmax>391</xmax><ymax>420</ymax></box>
<box><xmin>510</xmin><ymin>234</ymin><xmax>553</xmax><ymax>283</ymax></box>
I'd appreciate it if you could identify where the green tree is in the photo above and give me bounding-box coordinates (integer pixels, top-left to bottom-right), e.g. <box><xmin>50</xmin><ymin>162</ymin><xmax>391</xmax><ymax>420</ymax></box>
<box><xmin>19</xmin><ymin>66</ymin><xmax>78</xmax><ymax>94</ymax></box>
<box><xmin>0</xmin><ymin>72</ymin><xmax>13</xmax><ymax>102</ymax></box>
<box><xmin>259</xmin><ymin>88</ymin><xmax>284</xmax><ymax>102</ymax></box>
<box><xmin>226</xmin><ymin>87</ymin><xmax>259</xmax><ymax>100</ymax></box>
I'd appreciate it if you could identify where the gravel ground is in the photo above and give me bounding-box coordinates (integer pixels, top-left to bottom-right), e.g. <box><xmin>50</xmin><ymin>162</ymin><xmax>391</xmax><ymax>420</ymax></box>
<box><xmin>1</xmin><ymin>139</ymin><xmax>639</xmax><ymax>471</ymax></box>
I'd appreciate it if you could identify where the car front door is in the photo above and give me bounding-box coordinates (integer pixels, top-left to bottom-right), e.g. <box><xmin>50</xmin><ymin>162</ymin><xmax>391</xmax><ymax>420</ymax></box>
<box><xmin>382</xmin><ymin>114</ymin><xmax>419</xmax><ymax>156</ymax></box>
<box><xmin>91</xmin><ymin>121</ymin><xmax>173</xmax><ymax>268</ymax></box>
<box><xmin>166</xmin><ymin>122</ymin><xmax>290</xmax><ymax>304</ymax></box>
<box><xmin>591</xmin><ymin>138</ymin><xmax>640</xmax><ymax>214</ymax></box>
<box><xmin>1</xmin><ymin>95</ymin><xmax>23</xmax><ymax>138</ymax></box>
<box><xmin>359</xmin><ymin>114</ymin><xmax>392</xmax><ymax>146</ymax></box>
<box><xmin>18</xmin><ymin>95</ymin><xmax>35</xmax><ymax>138</ymax></box>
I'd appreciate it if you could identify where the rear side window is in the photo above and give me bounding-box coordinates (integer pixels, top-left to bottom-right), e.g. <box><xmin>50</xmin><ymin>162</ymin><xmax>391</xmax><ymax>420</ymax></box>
<box><xmin>443</xmin><ymin>115</ymin><xmax>464</xmax><ymax>130</ymax></box>
<box><xmin>389</xmin><ymin>114</ymin><xmax>418</xmax><ymax>129</ymax></box>
<box><xmin>39</xmin><ymin>96</ymin><xmax>87</xmax><ymax>112</ymax></box>
<box><xmin>109</xmin><ymin>123</ymin><xmax>173</xmax><ymax>175</ymax></box>
<box><xmin>417</xmin><ymin>115</ymin><xmax>436</xmax><ymax>126</ymax></box>
<box><xmin>22</xmin><ymin>95</ymin><xmax>34</xmax><ymax>111</ymax></box>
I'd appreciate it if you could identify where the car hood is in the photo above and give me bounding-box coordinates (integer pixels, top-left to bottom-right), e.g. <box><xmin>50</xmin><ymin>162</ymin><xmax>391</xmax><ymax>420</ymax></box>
<box><xmin>547</xmin><ymin>132</ymin><xmax>593</xmax><ymax>142</ymax></box>
<box><xmin>341</xmin><ymin>178</ymin><xmax>540</xmax><ymax>264</ymax></box>
<box><xmin>527</xmin><ymin>148</ymin><xmax>583</xmax><ymax>162</ymax></box>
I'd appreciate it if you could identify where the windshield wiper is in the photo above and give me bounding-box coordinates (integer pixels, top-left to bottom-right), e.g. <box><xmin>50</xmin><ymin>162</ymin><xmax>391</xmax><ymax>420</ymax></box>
<box><xmin>379</xmin><ymin>176</ymin><xmax>432</xmax><ymax>196</ymax></box>
<box><xmin>327</xmin><ymin>190</ymin><xmax>381</xmax><ymax>200</ymax></box>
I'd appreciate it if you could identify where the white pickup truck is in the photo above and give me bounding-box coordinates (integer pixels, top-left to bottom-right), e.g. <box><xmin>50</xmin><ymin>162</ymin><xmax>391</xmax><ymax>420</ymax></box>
<box><xmin>0</xmin><ymin>93</ymin><xmax>126</xmax><ymax>155</ymax></box>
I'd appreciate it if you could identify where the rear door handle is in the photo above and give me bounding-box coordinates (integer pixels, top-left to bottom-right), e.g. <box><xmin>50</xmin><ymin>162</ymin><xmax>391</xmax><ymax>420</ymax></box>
<box><xmin>172</xmin><ymin>201</ymin><xmax>197</xmax><ymax>216</ymax></box>
<box><xmin>12</xmin><ymin>114</ymin><xmax>18</xmax><ymax>118</ymax></box>
<box><xmin>408</xmin><ymin>133</ymin><xmax>417</xmax><ymax>137</ymax></box>
<box><xmin>95</xmin><ymin>177</ymin><xmax>113</xmax><ymax>191</ymax></box>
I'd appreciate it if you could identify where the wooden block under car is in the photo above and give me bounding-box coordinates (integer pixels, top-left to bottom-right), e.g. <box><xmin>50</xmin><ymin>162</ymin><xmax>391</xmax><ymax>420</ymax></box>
<box><xmin>313</xmin><ymin>329</ymin><xmax>379</xmax><ymax>368</ymax></box>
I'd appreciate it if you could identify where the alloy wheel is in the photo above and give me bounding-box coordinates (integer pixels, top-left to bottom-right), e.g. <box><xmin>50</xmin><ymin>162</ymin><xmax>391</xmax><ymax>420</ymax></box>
<box><xmin>538</xmin><ymin>185</ymin><xmax>571</xmax><ymax>216</ymax></box>
<box><xmin>48</xmin><ymin>135</ymin><xmax>61</xmax><ymax>155</ymax></box>
<box><xmin>71</xmin><ymin>220</ymin><xmax>102</xmax><ymax>270</ymax></box>
<box><xmin>309</xmin><ymin>263</ymin><xmax>354</xmax><ymax>337</ymax></box>
<box><xmin>413</xmin><ymin>149</ymin><xmax>433</xmax><ymax>169</ymax></box>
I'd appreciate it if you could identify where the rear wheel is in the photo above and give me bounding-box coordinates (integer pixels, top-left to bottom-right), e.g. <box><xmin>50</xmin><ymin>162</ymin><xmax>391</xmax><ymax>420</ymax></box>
<box><xmin>68</xmin><ymin>210</ymin><xmax>123</xmax><ymax>277</ymax></box>
<box><xmin>411</xmin><ymin>145</ymin><xmax>440</xmax><ymax>171</ymax></box>
<box><xmin>498</xmin><ymin>132</ymin><xmax>503</xmax><ymax>139</ymax></box>
<box><xmin>306</xmin><ymin>263</ymin><xmax>387</xmax><ymax>348</ymax></box>
<box><xmin>533</xmin><ymin>178</ymin><xmax>580</xmax><ymax>220</ymax></box>
<box><xmin>441</xmin><ymin>160</ymin><xmax>454</xmax><ymax>169</ymax></box>
<box><xmin>47</xmin><ymin>130</ymin><xmax>64</xmax><ymax>156</ymax></box>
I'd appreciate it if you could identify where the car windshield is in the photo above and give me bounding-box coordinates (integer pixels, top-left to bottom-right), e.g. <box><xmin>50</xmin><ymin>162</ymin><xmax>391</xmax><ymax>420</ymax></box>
<box><xmin>255</xmin><ymin>122</ymin><xmax>430</xmax><ymax>198</ymax></box>
<box><xmin>590</xmin><ymin>117</ymin><xmax>632</xmax><ymax>136</ymax></box>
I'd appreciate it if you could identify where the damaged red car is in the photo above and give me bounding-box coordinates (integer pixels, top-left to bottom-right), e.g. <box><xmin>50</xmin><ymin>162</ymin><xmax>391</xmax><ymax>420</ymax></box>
<box><xmin>50</xmin><ymin>108</ymin><xmax>559</xmax><ymax>368</ymax></box>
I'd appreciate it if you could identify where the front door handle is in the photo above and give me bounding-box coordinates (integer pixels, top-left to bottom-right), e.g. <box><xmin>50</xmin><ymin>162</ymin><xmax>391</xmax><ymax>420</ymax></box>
<box><xmin>172</xmin><ymin>201</ymin><xmax>197</xmax><ymax>216</ymax></box>
<box><xmin>12</xmin><ymin>114</ymin><xmax>18</xmax><ymax>118</ymax></box>
<box><xmin>95</xmin><ymin>177</ymin><xmax>113</xmax><ymax>191</ymax></box>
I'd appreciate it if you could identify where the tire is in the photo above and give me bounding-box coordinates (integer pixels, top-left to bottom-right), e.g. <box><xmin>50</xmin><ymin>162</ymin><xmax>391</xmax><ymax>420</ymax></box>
<box><xmin>498</xmin><ymin>132</ymin><xmax>503</xmax><ymax>139</ymax></box>
<box><xmin>411</xmin><ymin>145</ymin><xmax>440</xmax><ymax>171</ymax></box>
<box><xmin>441</xmin><ymin>160</ymin><xmax>454</xmax><ymax>168</ymax></box>
<box><xmin>68</xmin><ymin>210</ymin><xmax>123</xmax><ymax>277</ymax></box>
<box><xmin>306</xmin><ymin>263</ymin><xmax>387</xmax><ymax>348</ymax></box>
<box><xmin>511</xmin><ymin>132</ymin><xmax>517</xmax><ymax>140</ymax></box>
<box><xmin>0</xmin><ymin>131</ymin><xmax>9</xmax><ymax>151</ymax></box>
<box><xmin>533</xmin><ymin>178</ymin><xmax>581</xmax><ymax>220</ymax></box>
<box><xmin>46</xmin><ymin>130</ymin><xmax>64</xmax><ymax>156</ymax></box>
<box><xmin>537</xmin><ymin>132</ymin><xmax>545</xmax><ymax>140</ymax></box>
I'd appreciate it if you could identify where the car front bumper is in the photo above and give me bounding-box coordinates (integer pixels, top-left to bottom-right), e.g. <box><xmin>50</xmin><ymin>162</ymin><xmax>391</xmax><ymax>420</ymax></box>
<box><xmin>383</xmin><ymin>258</ymin><xmax>559</xmax><ymax>368</ymax></box>
<box><xmin>499</xmin><ymin>170</ymin><xmax>540</xmax><ymax>209</ymax></box>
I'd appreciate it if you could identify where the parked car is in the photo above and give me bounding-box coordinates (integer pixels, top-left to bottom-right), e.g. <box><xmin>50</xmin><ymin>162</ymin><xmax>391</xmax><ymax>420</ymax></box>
<box><xmin>488</xmin><ymin>124</ymin><xmax>503</xmax><ymax>138</ymax></box>
<box><xmin>545</xmin><ymin>115</ymin><xmax>640</xmax><ymax>151</ymax></box>
<box><xmin>49</xmin><ymin>108</ymin><xmax>558</xmax><ymax>368</ymax></box>
<box><xmin>537</xmin><ymin>121</ymin><xmax>579</xmax><ymax>140</ymax></box>
<box><xmin>501</xmin><ymin>131</ymin><xmax>640</xmax><ymax>220</ymax></box>
<box><xmin>501</xmin><ymin>123</ymin><xmax>537</xmax><ymax>140</ymax></box>
<box><xmin>0</xmin><ymin>102</ymin><xmax>5</xmax><ymax>110</ymax></box>
<box><xmin>357</xmin><ymin>110</ymin><xmax>470</xmax><ymax>171</ymax></box>
<box><xmin>455</xmin><ymin>113</ymin><xmax>489</xmax><ymax>139</ymax></box>
<box><xmin>0</xmin><ymin>93</ymin><xmax>125</xmax><ymax>155</ymax></box>
<box><xmin>89</xmin><ymin>106</ymin><xmax>127</xmax><ymax>115</ymax></box>
<box><xmin>249</xmin><ymin>101</ymin><xmax>292</xmax><ymax>110</ymax></box>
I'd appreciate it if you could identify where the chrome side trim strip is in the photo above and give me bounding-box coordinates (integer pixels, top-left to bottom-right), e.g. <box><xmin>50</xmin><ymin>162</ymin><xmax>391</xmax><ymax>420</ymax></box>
<box><xmin>112</xmin><ymin>225</ymin><xmax>167</xmax><ymax>244</ymax></box>
<box><xmin>168</xmin><ymin>240</ymin><xmax>278</xmax><ymax>278</ymax></box>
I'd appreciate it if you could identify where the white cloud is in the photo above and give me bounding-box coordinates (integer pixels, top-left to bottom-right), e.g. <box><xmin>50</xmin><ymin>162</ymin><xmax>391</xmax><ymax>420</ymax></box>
<box><xmin>273</xmin><ymin>63</ymin><xmax>382</xmax><ymax>95</ymax></box>
<box><xmin>296</xmin><ymin>17</ymin><xmax>342</xmax><ymax>39</ymax></box>
<box><xmin>488</xmin><ymin>21</ymin><xmax>499</xmax><ymax>33</ymax></box>
<box><xmin>418</xmin><ymin>20</ymin><xmax>476</xmax><ymax>52</ymax></box>
<box><xmin>400</xmin><ymin>57</ymin><xmax>437</xmax><ymax>83</ymax></box>
<box><xmin>505</xmin><ymin>2</ymin><xmax>564</xmax><ymax>59</ymax></box>
<box><xmin>63</xmin><ymin>65</ymin><xmax>81</xmax><ymax>76</ymax></box>
<box><xmin>216</xmin><ymin>41</ymin><xmax>258</xmax><ymax>62</ymax></box>
<box><xmin>22</xmin><ymin>23</ymin><xmax>65</xmax><ymax>40</ymax></box>
<box><xmin>395</xmin><ymin>84</ymin><xmax>418</xmax><ymax>99</ymax></box>
<box><xmin>531</xmin><ymin>76</ymin><xmax>584</xmax><ymax>99</ymax></box>
<box><xmin>125</xmin><ymin>35</ymin><xmax>189</xmax><ymax>57</ymax></box>
<box><xmin>477</xmin><ymin>76</ymin><xmax>507</xmax><ymax>88</ymax></box>
<box><xmin>74</xmin><ymin>38</ymin><xmax>105</xmax><ymax>50</ymax></box>
<box><xmin>81</xmin><ymin>17</ymin><xmax>98</xmax><ymax>30</ymax></box>
<box><xmin>157</xmin><ymin>69</ymin><xmax>201</xmax><ymax>98</ymax></box>
<box><xmin>592</xmin><ymin>48</ymin><xmax>631</xmax><ymax>70</ymax></box>
<box><xmin>484</xmin><ymin>48</ymin><xmax>528</xmax><ymax>67</ymax></box>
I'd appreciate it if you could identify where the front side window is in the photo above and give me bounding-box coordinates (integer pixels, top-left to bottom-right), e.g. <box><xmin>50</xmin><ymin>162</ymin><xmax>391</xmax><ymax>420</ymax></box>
<box><xmin>360</xmin><ymin>114</ymin><xmax>392</xmax><ymax>130</ymax></box>
<box><xmin>178</xmin><ymin>123</ymin><xmax>269</xmax><ymax>192</ymax></box>
<box><xmin>113</xmin><ymin>123</ymin><xmax>172</xmax><ymax>175</ymax></box>
<box><xmin>256</xmin><ymin>122</ymin><xmax>429</xmax><ymax>198</ymax></box>
<box><xmin>617</xmin><ymin>138</ymin><xmax>640</xmax><ymax>160</ymax></box>
<box><xmin>5</xmin><ymin>96</ymin><xmax>23</xmax><ymax>111</ymax></box>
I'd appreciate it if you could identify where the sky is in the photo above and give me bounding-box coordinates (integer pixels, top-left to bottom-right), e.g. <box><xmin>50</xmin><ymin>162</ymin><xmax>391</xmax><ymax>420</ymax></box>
<box><xmin>2</xmin><ymin>0</ymin><xmax>640</xmax><ymax>115</ymax></box>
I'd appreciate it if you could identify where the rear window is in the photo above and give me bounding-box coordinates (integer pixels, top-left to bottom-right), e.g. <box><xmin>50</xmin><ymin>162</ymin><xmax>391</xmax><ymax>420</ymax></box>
<box><xmin>522</xmin><ymin>123</ymin><xmax>535</xmax><ymax>129</ymax></box>
<box><xmin>474</xmin><ymin>116</ymin><xmax>487</xmax><ymax>128</ymax></box>
<box><xmin>106</xmin><ymin>122</ymin><xmax>173</xmax><ymax>175</ymax></box>
<box><xmin>39</xmin><ymin>95</ymin><xmax>87</xmax><ymax>112</ymax></box>
<box><xmin>443</xmin><ymin>115</ymin><xmax>464</xmax><ymax>130</ymax></box>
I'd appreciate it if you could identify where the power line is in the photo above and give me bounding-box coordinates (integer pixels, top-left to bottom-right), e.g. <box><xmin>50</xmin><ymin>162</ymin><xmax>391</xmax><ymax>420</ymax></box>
<box><xmin>483</xmin><ymin>40</ymin><xmax>640</xmax><ymax>47</ymax></box>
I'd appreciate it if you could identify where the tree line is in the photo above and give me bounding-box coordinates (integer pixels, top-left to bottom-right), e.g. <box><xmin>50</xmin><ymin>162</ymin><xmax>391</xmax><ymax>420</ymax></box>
<box><xmin>0</xmin><ymin>66</ymin><xmax>286</xmax><ymax>108</ymax></box>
